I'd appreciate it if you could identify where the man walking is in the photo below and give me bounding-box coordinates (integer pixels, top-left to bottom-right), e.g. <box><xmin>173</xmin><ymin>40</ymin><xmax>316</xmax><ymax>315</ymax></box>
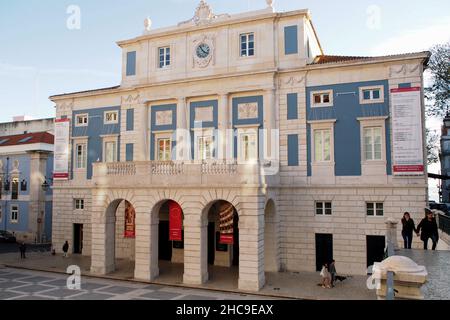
<box><xmin>329</xmin><ymin>260</ymin><xmax>337</xmax><ymax>287</ymax></box>
<box><xmin>62</xmin><ymin>241</ymin><xmax>69</xmax><ymax>258</ymax></box>
<box><xmin>19</xmin><ymin>242</ymin><xmax>26</xmax><ymax>259</ymax></box>
<box><xmin>417</xmin><ymin>208</ymin><xmax>439</xmax><ymax>250</ymax></box>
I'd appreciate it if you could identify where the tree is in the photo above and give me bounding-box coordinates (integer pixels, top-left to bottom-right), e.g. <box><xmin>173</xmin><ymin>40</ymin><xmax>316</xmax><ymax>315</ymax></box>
<box><xmin>425</xmin><ymin>42</ymin><xmax>450</xmax><ymax>118</ymax></box>
<box><xmin>426</xmin><ymin>127</ymin><xmax>439</xmax><ymax>165</ymax></box>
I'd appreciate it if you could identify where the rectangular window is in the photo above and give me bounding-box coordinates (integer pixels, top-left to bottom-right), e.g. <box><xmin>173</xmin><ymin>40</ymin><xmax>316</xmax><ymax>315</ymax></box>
<box><xmin>363</xmin><ymin>127</ymin><xmax>382</xmax><ymax>161</ymax></box>
<box><xmin>287</xmin><ymin>134</ymin><xmax>299</xmax><ymax>166</ymax></box>
<box><xmin>284</xmin><ymin>25</ymin><xmax>298</xmax><ymax>55</ymax></box>
<box><xmin>126</xmin><ymin>144</ymin><xmax>134</xmax><ymax>162</ymax></box>
<box><xmin>314</xmin><ymin>129</ymin><xmax>331</xmax><ymax>162</ymax></box>
<box><xmin>76</xmin><ymin>143</ymin><xmax>87</xmax><ymax>169</ymax></box>
<box><xmin>158</xmin><ymin>138</ymin><xmax>172</xmax><ymax>161</ymax></box>
<box><xmin>311</xmin><ymin>90</ymin><xmax>333</xmax><ymax>107</ymax></box>
<box><xmin>75</xmin><ymin>114</ymin><xmax>88</xmax><ymax>127</ymax></box>
<box><xmin>240</xmin><ymin>33</ymin><xmax>255</xmax><ymax>57</ymax></box>
<box><xmin>11</xmin><ymin>205</ymin><xmax>18</xmax><ymax>223</ymax></box>
<box><xmin>104</xmin><ymin>111</ymin><xmax>119</xmax><ymax>124</ymax></box>
<box><xmin>316</xmin><ymin>202</ymin><xmax>332</xmax><ymax>215</ymax></box>
<box><xmin>367</xmin><ymin>202</ymin><xmax>384</xmax><ymax>216</ymax></box>
<box><xmin>239</xmin><ymin>132</ymin><xmax>257</xmax><ymax>163</ymax></box>
<box><xmin>359</xmin><ymin>86</ymin><xmax>384</xmax><ymax>104</ymax></box>
<box><xmin>74</xmin><ymin>199</ymin><xmax>85</xmax><ymax>210</ymax></box>
<box><xmin>159</xmin><ymin>47</ymin><xmax>171</xmax><ymax>68</ymax></box>
<box><xmin>126</xmin><ymin>109</ymin><xmax>134</xmax><ymax>131</ymax></box>
<box><xmin>287</xmin><ymin>93</ymin><xmax>298</xmax><ymax>120</ymax></box>
<box><xmin>104</xmin><ymin>141</ymin><xmax>117</xmax><ymax>163</ymax></box>
<box><xmin>198</xmin><ymin>136</ymin><xmax>214</xmax><ymax>161</ymax></box>
<box><xmin>11</xmin><ymin>178</ymin><xmax>19</xmax><ymax>200</ymax></box>
<box><xmin>126</xmin><ymin>51</ymin><xmax>136</xmax><ymax>76</ymax></box>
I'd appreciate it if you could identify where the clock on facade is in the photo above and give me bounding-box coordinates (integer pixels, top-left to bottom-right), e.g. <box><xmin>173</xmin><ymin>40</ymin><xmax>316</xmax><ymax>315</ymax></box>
<box><xmin>196</xmin><ymin>43</ymin><xmax>211</xmax><ymax>59</ymax></box>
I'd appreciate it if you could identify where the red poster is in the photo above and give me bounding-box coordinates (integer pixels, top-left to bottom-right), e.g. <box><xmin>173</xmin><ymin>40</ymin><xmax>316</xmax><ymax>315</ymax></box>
<box><xmin>124</xmin><ymin>201</ymin><xmax>136</xmax><ymax>238</ymax></box>
<box><xmin>169</xmin><ymin>201</ymin><xmax>183</xmax><ymax>241</ymax></box>
<box><xmin>219</xmin><ymin>203</ymin><xmax>234</xmax><ymax>245</ymax></box>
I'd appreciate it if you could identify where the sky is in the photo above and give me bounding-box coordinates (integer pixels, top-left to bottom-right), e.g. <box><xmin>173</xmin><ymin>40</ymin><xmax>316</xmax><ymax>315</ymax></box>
<box><xmin>0</xmin><ymin>0</ymin><xmax>449</xmax><ymax>198</ymax></box>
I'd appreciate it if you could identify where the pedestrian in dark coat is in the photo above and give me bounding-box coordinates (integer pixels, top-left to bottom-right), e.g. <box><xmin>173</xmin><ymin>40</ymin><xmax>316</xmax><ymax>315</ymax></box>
<box><xmin>401</xmin><ymin>212</ymin><xmax>417</xmax><ymax>249</ymax></box>
<box><xmin>416</xmin><ymin>209</ymin><xmax>439</xmax><ymax>250</ymax></box>
<box><xmin>19</xmin><ymin>242</ymin><xmax>26</xmax><ymax>259</ymax></box>
<box><xmin>62</xmin><ymin>241</ymin><xmax>69</xmax><ymax>258</ymax></box>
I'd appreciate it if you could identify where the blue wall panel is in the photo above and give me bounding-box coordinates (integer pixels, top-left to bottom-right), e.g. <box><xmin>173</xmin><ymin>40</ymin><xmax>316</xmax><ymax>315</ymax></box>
<box><xmin>126</xmin><ymin>144</ymin><xmax>134</xmax><ymax>162</ymax></box>
<box><xmin>126</xmin><ymin>109</ymin><xmax>135</xmax><ymax>131</ymax></box>
<box><xmin>150</xmin><ymin>104</ymin><xmax>177</xmax><ymax>161</ymax></box>
<box><xmin>287</xmin><ymin>134</ymin><xmax>299</xmax><ymax>166</ymax></box>
<box><xmin>126</xmin><ymin>51</ymin><xmax>136</xmax><ymax>76</ymax></box>
<box><xmin>287</xmin><ymin>93</ymin><xmax>298</xmax><ymax>120</ymax></box>
<box><xmin>284</xmin><ymin>25</ymin><xmax>299</xmax><ymax>55</ymax></box>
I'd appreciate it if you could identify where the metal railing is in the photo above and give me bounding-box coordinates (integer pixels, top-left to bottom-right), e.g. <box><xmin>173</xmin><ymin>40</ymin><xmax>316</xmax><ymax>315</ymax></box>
<box><xmin>438</xmin><ymin>213</ymin><xmax>450</xmax><ymax>236</ymax></box>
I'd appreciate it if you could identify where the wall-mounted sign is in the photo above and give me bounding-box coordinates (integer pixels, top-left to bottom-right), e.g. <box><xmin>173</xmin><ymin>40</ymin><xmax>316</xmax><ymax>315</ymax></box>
<box><xmin>391</xmin><ymin>87</ymin><xmax>424</xmax><ymax>176</ymax></box>
<box><xmin>124</xmin><ymin>201</ymin><xmax>136</xmax><ymax>238</ymax></box>
<box><xmin>53</xmin><ymin>118</ymin><xmax>70</xmax><ymax>180</ymax></box>
<box><xmin>169</xmin><ymin>201</ymin><xmax>183</xmax><ymax>241</ymax></box>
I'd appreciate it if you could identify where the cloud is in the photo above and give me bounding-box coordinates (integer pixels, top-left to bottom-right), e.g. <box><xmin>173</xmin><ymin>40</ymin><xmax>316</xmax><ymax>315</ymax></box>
<box><xmin>369</xmin><ymin>17</ymin><xmax>450</xmax><ymax>56</ymax></box>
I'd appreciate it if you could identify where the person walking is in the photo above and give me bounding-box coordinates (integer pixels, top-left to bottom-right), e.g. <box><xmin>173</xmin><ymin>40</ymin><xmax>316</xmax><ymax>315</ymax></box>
<box><xmin>62</xmin><ymin>241</ymin><xmax>69</xmax><ymax>258</ymax></box>
<box><xmin>401</xmin><ymin>212</ymin><xmax>417</xmax><ymax>249</ymax></box>
<box><xmin>329</xmin><ymin>260</ymin><xmax>337</xmax><ymax>287</ymax></box>
<box><xmin>320</xmin><ymin>263</ymin><xmax>332</xmax><ymax>289</ymax></box>
<box><xmin>19</xmin><ymin>242</ymin><xmax>26</xmax><ymax>259</ymax></box>
<box><xmin>416</xmin><ymin>208</ymin><xmax>439</xmax><ymax>250</ymax></box>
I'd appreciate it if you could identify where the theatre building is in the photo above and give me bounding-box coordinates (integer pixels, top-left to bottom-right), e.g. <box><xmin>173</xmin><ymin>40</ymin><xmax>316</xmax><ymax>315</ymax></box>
<box><xmin>50</xmin><ymin>1</ymin><xmax>429</xmax><ymax>291</ymax></box>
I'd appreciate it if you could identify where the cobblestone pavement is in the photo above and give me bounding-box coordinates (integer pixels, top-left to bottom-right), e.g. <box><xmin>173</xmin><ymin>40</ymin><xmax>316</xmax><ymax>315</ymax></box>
<box><xmin>397</xmin><ymin>248</ymin><xmax>450</xmax><ymax>300</ymax></box>
<box><xmin>0</xmin><ymin>267</ymin><xmax>275</xmax><ymax>300</ymax></box>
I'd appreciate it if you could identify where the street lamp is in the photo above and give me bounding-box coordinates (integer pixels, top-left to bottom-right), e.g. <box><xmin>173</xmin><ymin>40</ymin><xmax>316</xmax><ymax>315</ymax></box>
<box><xmin>41</xmin><ymin>176</ymin><xmax>52</xmax><ymax>192</ymax></box>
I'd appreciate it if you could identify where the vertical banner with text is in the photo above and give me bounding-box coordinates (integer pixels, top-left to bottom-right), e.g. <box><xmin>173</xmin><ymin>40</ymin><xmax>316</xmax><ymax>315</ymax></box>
<box><xmin>219</xmin><ymin>202</ymin><xmax>234</xmax><ymax>244</ymax></box>
<box><xmin>391</xmin><ymin>87</ymin><xmax>424</xmax><ymax>175</ymax></box>
<box><xmin>124</xmin><ymin>201</ymin><xmax>136</xmax><ymax>238</ymax></box>
<box><xmin>169</xmin><ymin>201</ymin><xmax>183</xmax><ymax>241</ymax></box>
<box><xmin>53</xmin><ymin>118</ymin><xmax>70</xmax><ymax>180</ymax></box>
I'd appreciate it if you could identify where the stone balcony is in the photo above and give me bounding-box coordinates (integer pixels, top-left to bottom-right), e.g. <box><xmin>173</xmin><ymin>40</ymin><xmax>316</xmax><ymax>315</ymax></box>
<box><xmin>92</xmin><ymin>161</ymin><xmax>280</xmax><ymax>188</ymax></box>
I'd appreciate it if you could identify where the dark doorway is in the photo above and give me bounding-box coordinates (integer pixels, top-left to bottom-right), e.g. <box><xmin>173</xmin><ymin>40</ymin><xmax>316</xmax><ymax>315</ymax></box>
<box><xmin>159</xmin><ymin>221</ymin><xmax>172</xmax><ymax>261</ymax></box>
<box><xmin>73</xmin><ymin>224</ymin><xmax>83</xmax><ymax>254</ymax></box>
<box><xmin>208</xmin><ymin>222</ymin><xmax>215</xmax><ymax>265</ymax></box>
<box><xmin>315</xmin><ymin>233</ymin><xmax>333</xmax><ymax>271</ymax></box>
<box><xmin>232</xmin><ymin>214</ymin><xmax>239</xmax><ymax>266</ymax></box>
<box><xmin>367</xmin><ymin>235</ymin><xmax>386</xmax><ymax>268</ymax></box>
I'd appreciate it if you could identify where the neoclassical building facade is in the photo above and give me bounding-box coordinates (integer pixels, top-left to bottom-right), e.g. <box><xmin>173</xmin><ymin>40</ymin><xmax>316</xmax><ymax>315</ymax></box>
<box><xmin>50</xmin><ymin>1</ymin><xmax>429</xmax><ymax>291</ymax></box>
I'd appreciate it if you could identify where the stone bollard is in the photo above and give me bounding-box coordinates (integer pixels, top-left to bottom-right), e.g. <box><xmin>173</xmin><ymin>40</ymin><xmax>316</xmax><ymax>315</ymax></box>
<box><xmin>372</xmin><ymin>256</ymin><xmax>428</xmax><ymax>300</ymax></box>
<box><xmin>385</xmin><ymin>218</ymin><xmax>399</xmax><ymax>250</ymax></box>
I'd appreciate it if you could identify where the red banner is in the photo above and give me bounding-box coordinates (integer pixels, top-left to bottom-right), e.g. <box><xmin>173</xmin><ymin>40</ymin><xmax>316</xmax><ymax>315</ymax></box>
<box><xmin>124</xmin><ymin>201</ymin><xmax>136</xmax><ymax>238</ymax></box>
<box><xmin>169</xmin><ymin>201</ymin><xmax>183</xmax><ymax>241</ymax></box>
<box><xmin>219</xmin><ymin>202</ymin><xmax>234</xmax><ymax>244</ymax></box>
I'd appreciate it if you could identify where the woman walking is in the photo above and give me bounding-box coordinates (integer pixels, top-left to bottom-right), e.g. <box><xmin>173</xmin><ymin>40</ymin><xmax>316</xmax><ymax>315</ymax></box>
<box><xmin>401</xmin><ymin>212</ymin><xmax>417</xmax><ymax>249</ymax></box>
<box><xmin>416</xmin><ymin>208</ymin><xmax>439</xmax><ymax>250</ymax></box>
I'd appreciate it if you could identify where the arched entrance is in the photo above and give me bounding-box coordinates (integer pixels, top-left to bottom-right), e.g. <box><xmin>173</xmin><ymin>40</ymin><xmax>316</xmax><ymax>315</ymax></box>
<box><xmin>203</xmin><ymin>200</ymin><xmax>239</xmax><ymax>287</ymax></box>
<box><xmin>264</xmin><ymin>199</ymin><xmax>280</xmax><ymax>272</ymax></box>
<box><xmin>101</xmin><ymin>199</ymin><xmax>136</xmax><ymax>275</ymax></box>
<box><xmin>151</xmin><ymin>199</ymin><xmax>185</xmax><ymax>283</ymax></box>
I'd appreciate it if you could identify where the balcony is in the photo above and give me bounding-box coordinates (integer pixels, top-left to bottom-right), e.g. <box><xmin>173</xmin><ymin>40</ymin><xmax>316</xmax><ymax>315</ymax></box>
<box><xmin>92</xmin><ymin>161</ymin><xmax>279</xmax><ymax>188</ymax></box>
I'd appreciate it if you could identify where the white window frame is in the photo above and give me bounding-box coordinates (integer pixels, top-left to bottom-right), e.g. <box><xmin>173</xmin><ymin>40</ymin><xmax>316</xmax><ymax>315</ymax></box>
<box><xmin>75</xmin><ymin>142</ymin><xmax>87</xmax><ymax>170</ymax></box>
<box><xmin>359</xmin><ymin>85</ymin><xmax>384</xmax><ymax>104</ymax></box>
<box><xmin>363</xmin><ymin>127</ymin><xmax>383</xmax><ymax>161</ymax></box>
<box><xmin>102</xmin><ymin>137</ymin><xmax>118</xmax><ymax>163</ymax></box>
<box><xmin>366</xmin><ymin>202</ymin><xmax>384</xmax><ymax>217</ymax></box>
<box><xmin>104</xmin><ymin>111</ymin><xmax>119</xmax><ymax>124</ymax></box>
<box><xmin>237</xmin><ymin>127</ymin><xmax>259</xmax><ymax>164</ymax></box>
<box><xmin>75</xmin><ymin>114</ymin><xmax>89</xmax><ymax>127</ymax></box>
<box><xmin>315</xmin><ymin>201</ymin><xmax>332</xmax><ymax>215</ymax></box>
<box><xmin>10</xmin><ymin>205</ymin><xmax>19</xmax><ymax>224</ymax></box>
<box><xmin>240</xmin><ymin>32</ymin><xmax>255</xmax><ymax>57</ymax></box>
<box><xmin>154</xmin><ymin>132</ymin><xmax>173</xmax><ymax>162</ymax></box>
<box><xmin>311</xmin><ymin>90</ymin><xmax>334</xmax><ymax>108</ymax></box>
<box><xmin>11</xmin><ymin>177</ymin><xmax>19</xmax><ymax>200</ymax></box>
<box><xmin>358</xmin><ymin>117</ymin><xmax>387</xmax><ymax>165</ymax></box>
<box><xmin>309</xmin><ymin>120</ymin><xmax>336</xmax><ymax>166</ymax></box>
<box><xmin>313</xmin><ymin>129</ymin><xmax>332</xmax><ymax>163</ymax></box>
<box><xmin>74</xmin><ymin>199</ymin><xmax>85</xmax><ymax>210</ymax></box>
<box><xmin>158</xmin><ymin>46</ymin><xmax>171</xmax><ymax>68</ymax></box>
<box><xmin>193</xmin><ymin>128</ymin><xmax>215</xmax><ymax>161</ymax></box>
<box><xmin>157</xmin><ymin>137</ymin><xmax>172</xmax><ymax>161</ymax></box>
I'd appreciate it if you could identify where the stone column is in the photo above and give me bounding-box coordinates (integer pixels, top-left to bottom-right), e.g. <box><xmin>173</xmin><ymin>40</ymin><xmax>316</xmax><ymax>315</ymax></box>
<box><xmin>263</xmin><ymin>89</ymin><xmax>276</xmax><ymax>161</ymax></box>
<box><xmin>218</xmin><ymin>93</ymin><xmax>229</xmax><ymax>161</ymax></box>
<box><xmin>90</xmin><ymin>210</ymin><xmax>115</xmax><ymax>275</ymax></box>
<box><xmin>176</xmin><ymin>97</ymin><xmax>189</xmax><ymax>161</ymax></box>
<box><xmin>183</xmin><ymin>213</ymin><xmax>208</xmax><ymax>285</ymax></box>
<box><xmin>134</xmin><ymin>210</ymin><xmax>159</xmax><ymax>280</ymax></box>
<box><xmin>238</xmin><ymin>205</ymin><xmax>266</xmax><ymax>291</ymax></box>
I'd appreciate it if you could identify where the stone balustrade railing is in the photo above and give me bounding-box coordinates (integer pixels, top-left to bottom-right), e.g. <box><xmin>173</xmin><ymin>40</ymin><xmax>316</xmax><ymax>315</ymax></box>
<box><xmin>151</xmin><ymin>162</ymin><xmax>184</xmax><ymax>175</ymax></box>
<box><xmin>106</xmin><ymin>162</ymin><xmax>137</xmax><ymax>176</ymax></box>
<box><xmin>201</xmin><ymin>161</ymin><xmax>237</xmax><ymax>175</ymax></box>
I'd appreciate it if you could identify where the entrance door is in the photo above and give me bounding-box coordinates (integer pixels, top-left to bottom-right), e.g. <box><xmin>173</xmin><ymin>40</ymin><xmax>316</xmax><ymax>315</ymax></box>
<box><xmin>208</xmin><ymin>222</ymin><xmax>215</xmax><ymax>265</ymax></box>
<box><xmin>367</xmin><ymin>235</ymin><xmax>386</xmax><ymax>268</ymax></box>
<box><xmin>315</xmin><ymin>234</ymin><xmax>333</xmax><ymax>271</ymax></box>
<box><xmin>73</xmin><ymin>224</ymin><xmax>83</xmax><ymax>254</ymax></box>
<box><xmin>159</xmin><ymin>221</ymin><xmax>172</xmax><ymax>261</ymax></box>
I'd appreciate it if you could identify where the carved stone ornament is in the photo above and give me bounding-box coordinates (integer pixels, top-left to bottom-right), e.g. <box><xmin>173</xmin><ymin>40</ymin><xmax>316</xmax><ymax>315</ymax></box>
<box><xmin>155</xmin><ymin>110</ymin><xmax>173</xmax><ymax>126</ymax></box>
<box><xmin>179</xmin><ymin>0</ymin><xmax>230</xmax><ymax>27</ymax></box>
<box><xmin>193</xmin><ymin>35</ymin><xmax>215</xmax><ymax>68</ymax></box>
<box><xmin>121</xmin><ymin>94</ymin><xmax>141</xmax><ymax>105</ymax></box>
<box><xmin>389</xmin><ymin>64</ymin><xmax>421</xmax><ymax>77</ymax></box>
<box><xmin>238</xmin><ymin>102</ymin><xmax>259</xmax><ymax>120</ymax></box>
<box><xmin>280</xmin><ymin>75</ymin><xmax>306</xmax><ymax>88</ymax></box>
<box><xmin>195</xmin><ymin>107</ymin><xmax>214</xmax><ymax>122</ymax></box>
<box><xmin>56</xmin><ymin>102</ymin><xmax>73</xmax><ymax>113</ymax></box>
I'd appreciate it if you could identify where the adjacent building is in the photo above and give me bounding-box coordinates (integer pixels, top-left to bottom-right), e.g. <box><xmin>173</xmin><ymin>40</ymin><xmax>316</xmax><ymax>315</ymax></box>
<box><xmin>0</xmin><ymin>117</ymin><xmax>54</xmax><ymax>243</ymax></box>
<box><xmin>49</xmin><ymin>1</ymin><xmax>429</xmax><ymax>291</ymax></box>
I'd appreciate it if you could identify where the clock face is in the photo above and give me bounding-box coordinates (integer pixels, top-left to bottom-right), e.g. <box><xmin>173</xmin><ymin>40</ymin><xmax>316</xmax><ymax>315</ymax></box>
<box><xmin>196</xmin><ymin>43</ymin><xmax>211</xmax><ymax>59</ymax></box>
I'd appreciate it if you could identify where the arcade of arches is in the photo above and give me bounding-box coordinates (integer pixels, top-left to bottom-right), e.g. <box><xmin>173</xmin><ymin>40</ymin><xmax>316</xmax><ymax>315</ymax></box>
<box><xmin>89</xmin><ymin>192</ymin><xmax>280</xmax><ymax>291</ymax></box>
